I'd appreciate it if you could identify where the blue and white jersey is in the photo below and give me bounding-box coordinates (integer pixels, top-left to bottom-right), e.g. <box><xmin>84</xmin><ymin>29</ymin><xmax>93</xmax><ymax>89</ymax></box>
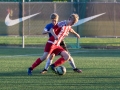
<box><xmin>44</xmin><ymin>23</ymin><xmax>54</xmax><ymax>37</ymax></box>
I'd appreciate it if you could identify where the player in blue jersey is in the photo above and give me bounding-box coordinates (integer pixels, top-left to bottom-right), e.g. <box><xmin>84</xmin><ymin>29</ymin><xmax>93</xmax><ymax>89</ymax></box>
<box><xmin>40</xmin><ymin>13</ymin><xmax>82</xmax><ymax>74</ymax></box>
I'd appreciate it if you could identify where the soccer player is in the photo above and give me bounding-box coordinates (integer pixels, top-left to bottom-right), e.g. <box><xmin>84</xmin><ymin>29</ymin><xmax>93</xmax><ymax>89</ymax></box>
<box><xmin>42</xmin><ymin>13</ymin><xmax>81</xmax><ymax>74</ymax></box>
<box><xmin>27</xmin><ymin>13</ymin><xmax>81</xmax><ymax>75</ymax></box>
<box><xmin>41</xmin><ymin>13</ymin><xmax>82</xmax><ymax>74</ymax></box>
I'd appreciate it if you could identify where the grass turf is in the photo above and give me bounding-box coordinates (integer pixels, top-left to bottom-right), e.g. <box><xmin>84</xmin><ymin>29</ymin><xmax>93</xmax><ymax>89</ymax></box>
<box><xmin>0</xmin><ymin>48</ymin><xmax>120</xmax><ymax>90</ymax></box>
<box><xmin>1</xmin><ymin>36</ymin><xmax>120</xmax><ymax>47</ymax></box>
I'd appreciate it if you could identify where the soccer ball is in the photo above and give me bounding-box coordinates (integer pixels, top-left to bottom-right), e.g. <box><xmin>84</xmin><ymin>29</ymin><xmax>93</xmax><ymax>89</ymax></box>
<box><xmin>56</xmin><ymin>66</ymin><xmax>66</xmax><ymax>75</ymax></box>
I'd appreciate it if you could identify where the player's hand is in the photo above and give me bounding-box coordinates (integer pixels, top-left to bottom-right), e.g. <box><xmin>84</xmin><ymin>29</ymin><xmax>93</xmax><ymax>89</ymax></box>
<box><xmin>55</xmin><ymin>36</ymin><xmax>58</xmax><ymax>40</ymax></box>
<box><xmin>76</xmin><ymin>34</ymin><xmax>80</xmax><ymax>38</ymax></box>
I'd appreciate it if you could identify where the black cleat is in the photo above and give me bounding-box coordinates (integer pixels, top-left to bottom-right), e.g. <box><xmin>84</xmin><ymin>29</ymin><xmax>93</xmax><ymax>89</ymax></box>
<box><xmin>73</xmin><ymin>68</ymin><xmax>82</xmax><ymax>73</ymax></box>
<box><xmin>50</xmin><ymin>64</ymin><xmax>57</xmax><ymax>74</ymax></box>
<box><xmin>40</xmin><ymin>69</ymin><xmax>48</xmax><ymax>74</ymax></box>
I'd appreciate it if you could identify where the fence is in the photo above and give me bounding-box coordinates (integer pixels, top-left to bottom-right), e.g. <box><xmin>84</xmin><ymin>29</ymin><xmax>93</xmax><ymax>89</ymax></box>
<box><xmin>0</xmin><ymin>2</ymin><xmax>120</xmax><ymax>47</ymax></box>
<box><xmin>0</xmin><ymin>0</ymin><xmax>120</xmax><ymax>2</ymax></box>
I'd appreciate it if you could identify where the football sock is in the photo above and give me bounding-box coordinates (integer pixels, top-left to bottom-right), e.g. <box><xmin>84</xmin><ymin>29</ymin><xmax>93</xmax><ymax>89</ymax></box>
<box><xmin>54</xmin><ymin>57</ymin><xmax>66</xmax><ymax>67</ymax></box>
<box><xmin>68</xmin><ymin>57</ymin><xmax>76</xmax><ymax>69</ymax></box>
<box><xmin>45</xmin><ymin>58</ymin><xmax>53</xmax><ymax>70</ymax></box>
<box><xmin>31</xmin><ymin>58</ymin><xmax>42</xmax><ymax>70</ymax></box>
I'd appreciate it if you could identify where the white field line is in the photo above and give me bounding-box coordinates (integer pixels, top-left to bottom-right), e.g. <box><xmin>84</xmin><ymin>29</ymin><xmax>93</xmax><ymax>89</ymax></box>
<box><xmin>0</xmin><ymin>54</ymin><xmax>42</xmax><ymax>58</ymax></box>
<box><xmin>0</xmin><ymin>50</ymin><xmax>88</xmax><ymax>58</ymax></box>
<box><xmin>71</xmin><ymin>50</ymin><xmax>88</xmax><ymax>54</ymax></box>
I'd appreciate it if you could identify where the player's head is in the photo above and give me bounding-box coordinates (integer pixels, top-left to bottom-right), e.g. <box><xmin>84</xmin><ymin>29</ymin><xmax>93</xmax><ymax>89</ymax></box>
<box><xmin>50</xmin><ymin>13</ymin><xmax>59</xmax><ymax>25</ymax></box>
<box><xmin>68</xmin><ymin>13</ymin><xmax>79</xmax><ymax>26</ymax></box>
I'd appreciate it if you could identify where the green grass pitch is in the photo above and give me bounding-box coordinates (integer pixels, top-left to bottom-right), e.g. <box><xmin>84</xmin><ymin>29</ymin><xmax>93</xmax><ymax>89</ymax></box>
<box><xmin>0</xmin><ymin>48</ymin><xmax>120</xmax><ymax>90</ymax></box>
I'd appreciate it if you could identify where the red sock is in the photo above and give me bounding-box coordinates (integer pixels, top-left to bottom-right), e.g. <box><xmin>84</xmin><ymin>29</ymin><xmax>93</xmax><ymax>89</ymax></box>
<box><xmin>54</xmin><ymin>57</ymin><xmax>66</xmax><ymax>67</ymax></box>
<box><xmin>31</xmin><ymin>58</ymin><xmax>42</xmax><ymax>70</ymax></box>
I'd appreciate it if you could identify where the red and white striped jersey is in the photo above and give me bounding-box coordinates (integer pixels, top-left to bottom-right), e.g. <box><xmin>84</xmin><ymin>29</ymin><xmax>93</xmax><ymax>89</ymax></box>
<box><xmin>48</xmin><ymin>20</ymin><xmax>71</xmax><ymax>46</ymax></box>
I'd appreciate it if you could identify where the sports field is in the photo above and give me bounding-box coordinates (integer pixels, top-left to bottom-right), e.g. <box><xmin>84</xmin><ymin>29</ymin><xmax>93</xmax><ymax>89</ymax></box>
<box><xmin>0</xmin><ymin>48</ymin><xmax>120</xmax><ymax>90</ymax></box>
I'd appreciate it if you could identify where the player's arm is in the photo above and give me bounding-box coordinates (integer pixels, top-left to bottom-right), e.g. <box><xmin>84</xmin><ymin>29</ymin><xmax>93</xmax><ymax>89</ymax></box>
<box><xmin>42</xmin><ymin>24</ymin><xmax>52</xmax><ymax>34</ymax></box>
<box><xmin>42</xmin><ymin>28</ymin><xmax>50</xmax><ymax>34</ymax></box>
<box><xmin>49</xmin><ymin>28</ymin><xmax>58</xmax><ymax>40</ymax></box>
<box><xmin>70</xmin><ymin>28</ymin><xmax>80</xmax><ymax>38</ymax></box>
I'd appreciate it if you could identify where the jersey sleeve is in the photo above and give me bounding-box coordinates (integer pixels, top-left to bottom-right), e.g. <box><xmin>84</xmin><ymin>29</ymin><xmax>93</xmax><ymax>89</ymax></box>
<box><xmin>57</xmin><ymin>20</ymin><xmax>66</xmax><ymax>28</ymax></box>
<box><xmin>44</xmin><ymin>24</ymin><xmax>50</xmax><ymax>31</ymax></box>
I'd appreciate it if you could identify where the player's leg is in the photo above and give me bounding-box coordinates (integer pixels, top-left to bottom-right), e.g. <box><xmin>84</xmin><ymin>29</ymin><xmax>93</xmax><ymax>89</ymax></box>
<box><xmin>41</xmin><ymin>45</ymin><xmax>64</xmax><ymax>74</ymax></box>
<box><xmin>50</xmin><ymin>50</ymin><xmax>70</xmax><ymax>74</ymax></box>
<box><xmin>54</xmin><ymin>50</ymin><xmax>70</xmax><ymax>66</ymax></box>
<box><xmin>28</xmin><ymin>42</ymin><xmax>53</xmax><ymax>75</ymax></box>
<box><xmin>60</xmin><ymin>40</ymin><xmax>68</xmax><ymax>51</ymax></box>
<box><xmin>60</xmin><ymin>40</ymin><xmax>82</xmax><ymax>73</ymax></box>
<box><xmin>40</xmin><ymin>53</ymin><xmax>55</xmax><ymax>74</ymax></box>
<box><xmin>28</xmin><ymin>52</ymin><xmax>50</xmax><ymax>75</ymax></box>
<box><xmin>69</xmin><ymin>56</ymin><xmax>82</xmax><ymax>73</ymax></box>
